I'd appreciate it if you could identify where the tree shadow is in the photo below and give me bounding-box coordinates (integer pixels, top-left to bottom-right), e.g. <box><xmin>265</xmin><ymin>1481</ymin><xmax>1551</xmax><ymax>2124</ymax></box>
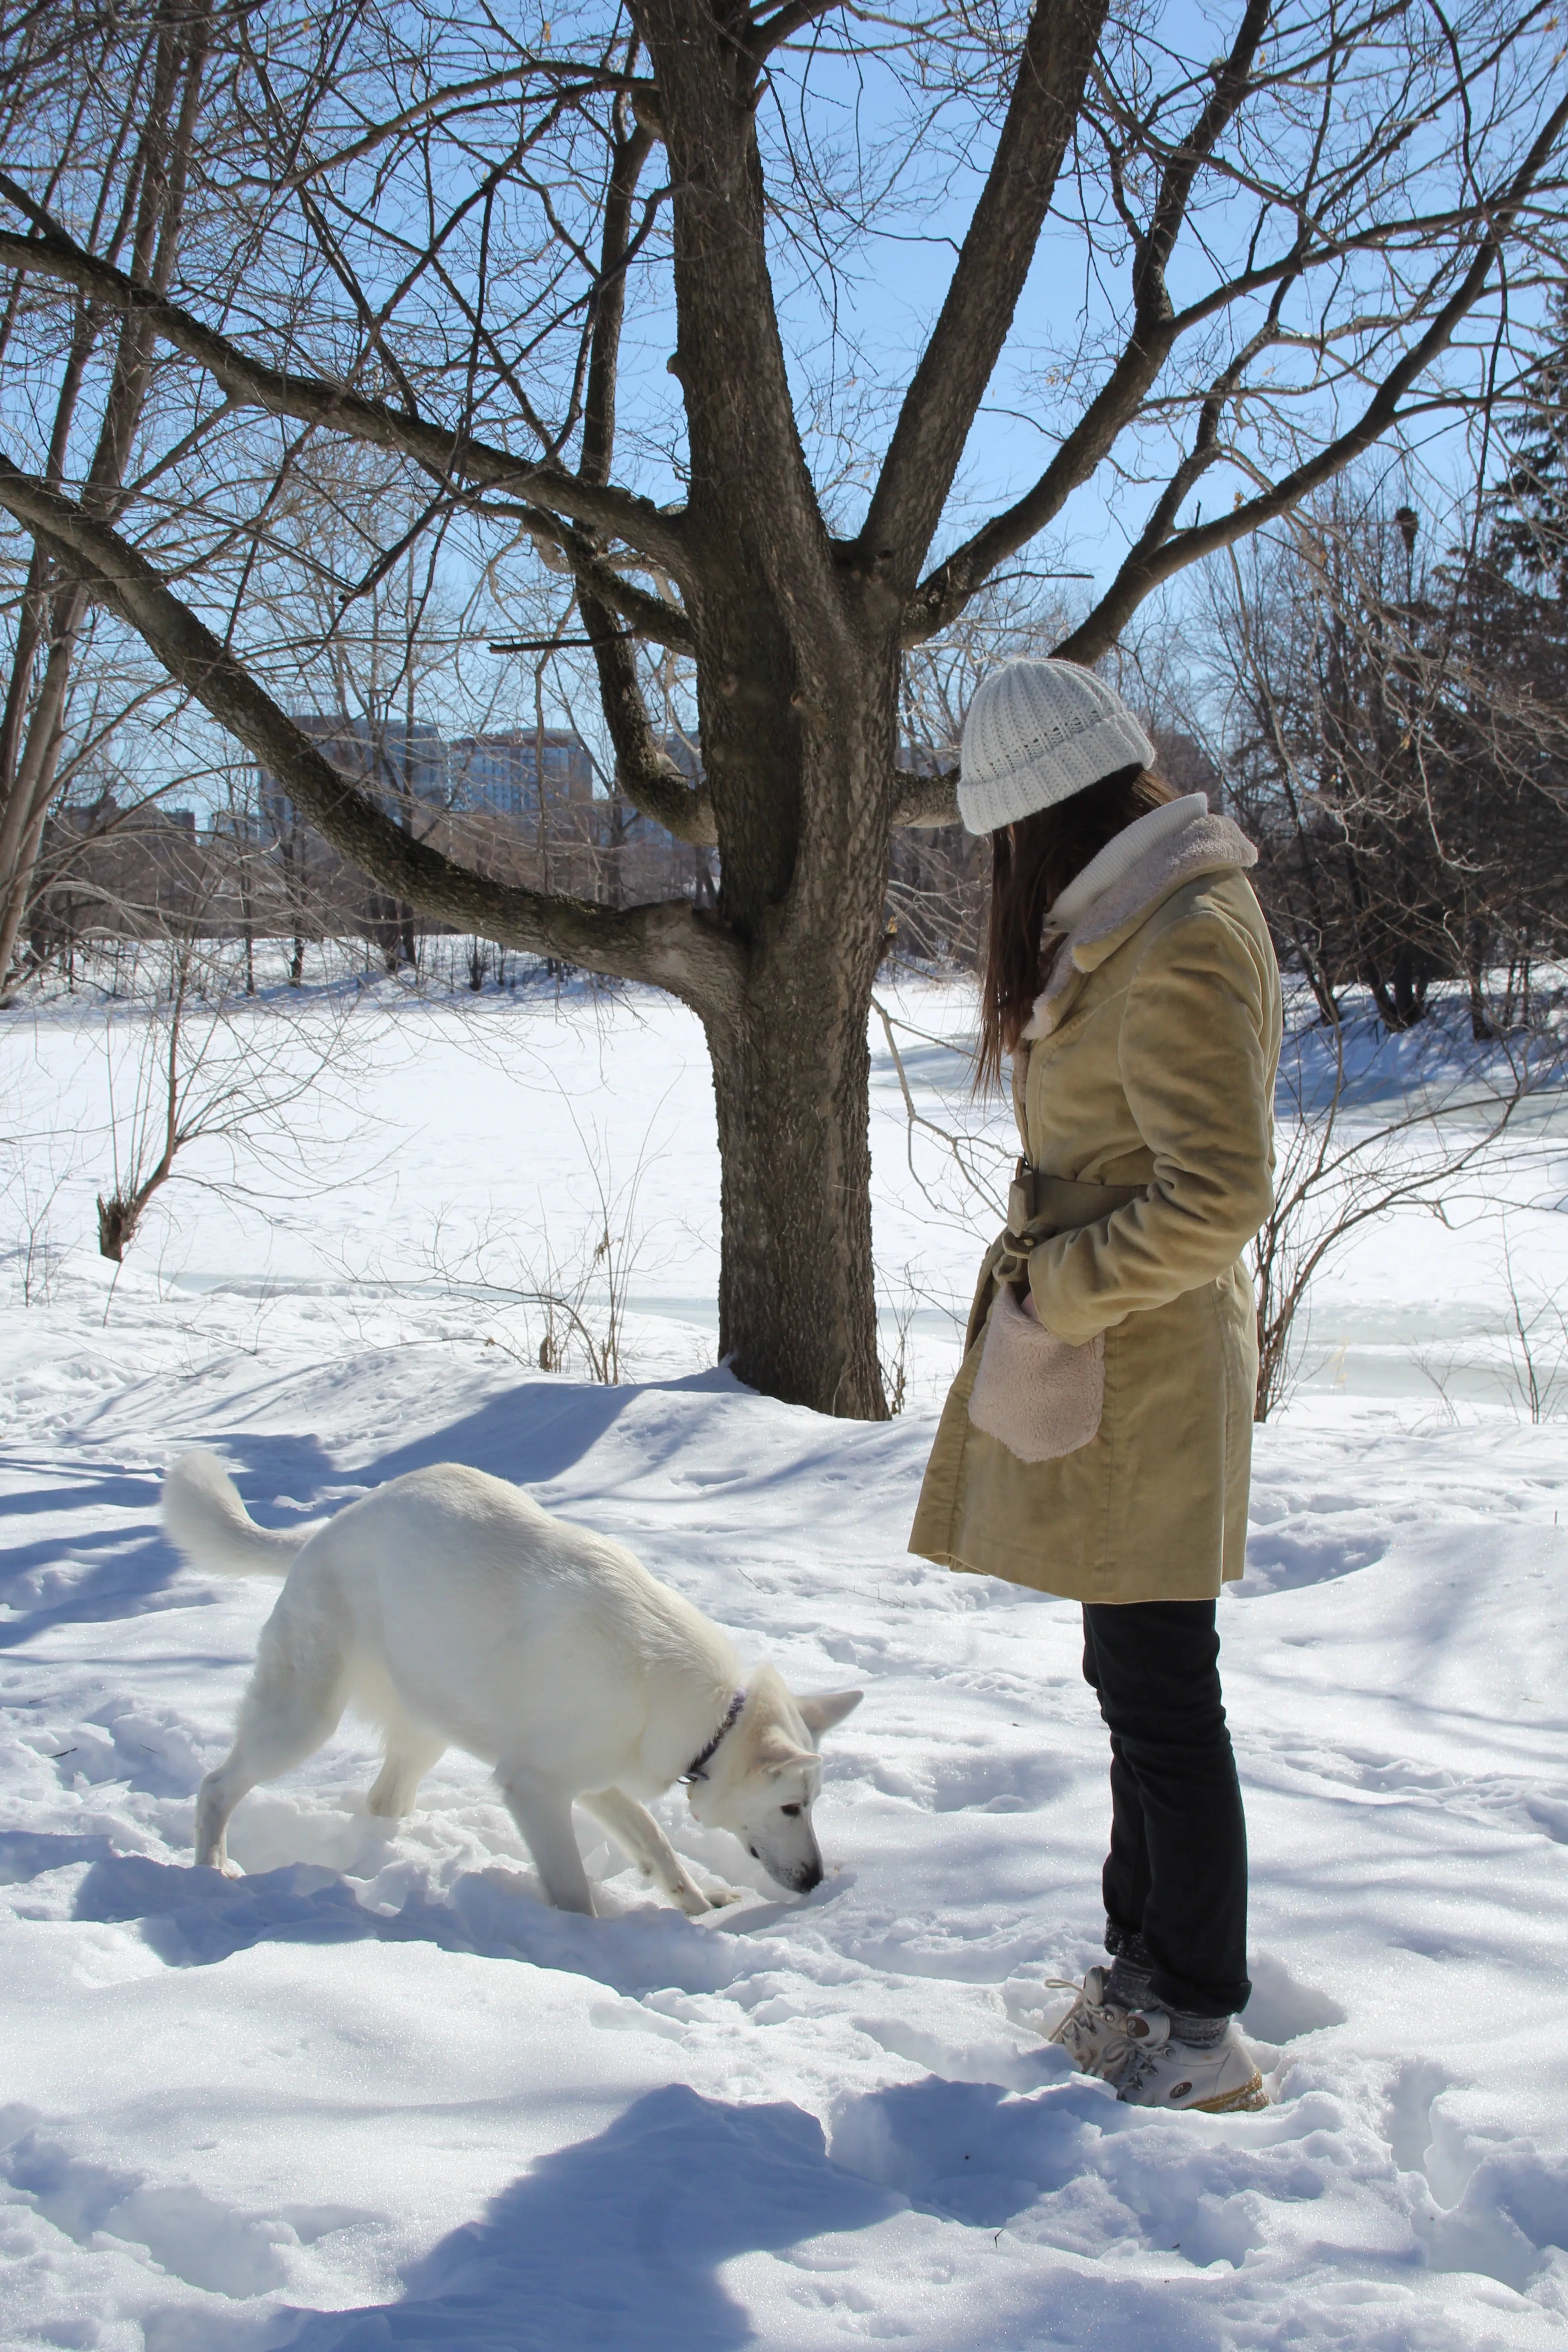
<box><xmin>39</xmin><ymin>1370</ymin><xmax>747</xmax><ymax>1570</ymax></box>
<box><xmin>0</xmin><ymin>1472</ymin><xmax>163</xmax><ymax>1520</ymax></box>
<box><xmin>0</xmin><ymin>1522</ymin><xmax>181</xmax><ymax>1650</ymax></box>
<box><xmin>0</xmin><ymin>1446</ymin><xmax>330</xmax><ymax>1650</ymax></box>
<box><xmin>0</xmin><ymin>1370</ymin><xmax>658</xmax><ymax>1651</ymax></box>
<box><xmin>350</xmin><ymin>1367</ymin><xmax>742</xmax><ymax>1491</ymax></box>
<box><xmin>0</xmin><ymin>1827</ymin><xmax>122</xmax><ymax>1884</ymax></box>
<box><xmin>828</xmin><ymin>2073</ymin><xmax>1104</xmax><ymax>2230</ymax></box>
<box><xmin>276</xmin><ymin>2083</ymin><xmax>900</xmax><ymax>2351</ymax></box>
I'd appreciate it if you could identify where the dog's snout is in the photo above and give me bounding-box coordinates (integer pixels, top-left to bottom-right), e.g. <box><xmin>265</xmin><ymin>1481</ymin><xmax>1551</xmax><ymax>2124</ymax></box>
<box><xmin>794</xmin><ymin>1859</ymin><xmax>823</xmax><ymax>1892</ymax></box>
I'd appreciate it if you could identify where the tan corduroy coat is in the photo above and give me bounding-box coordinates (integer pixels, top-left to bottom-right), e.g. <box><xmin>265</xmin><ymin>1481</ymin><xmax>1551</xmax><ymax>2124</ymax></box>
<box><xmin>909</xmin><ymin>811</ymin><xmax>1283</xmax><ymax>1604</ymax></box>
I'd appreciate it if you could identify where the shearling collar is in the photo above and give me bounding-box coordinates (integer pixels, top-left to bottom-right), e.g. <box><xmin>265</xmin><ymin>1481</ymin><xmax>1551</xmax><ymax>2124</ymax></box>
<box><xmin>1046</xmin><ymin>793</ymin><xmax>1206</xmax><ymax>931</ymax></box>
<box><xmin>1020</xmin><ymin>806</ymin><xmax>1257</xmax><ymax>1041</ymax></box>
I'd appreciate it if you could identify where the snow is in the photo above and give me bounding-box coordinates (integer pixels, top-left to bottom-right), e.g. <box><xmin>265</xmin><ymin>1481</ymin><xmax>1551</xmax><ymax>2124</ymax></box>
<box><xmin>2</xmin><ymin>965</ymin><xmax>1567</xmax><ymax>2349</ymax></box>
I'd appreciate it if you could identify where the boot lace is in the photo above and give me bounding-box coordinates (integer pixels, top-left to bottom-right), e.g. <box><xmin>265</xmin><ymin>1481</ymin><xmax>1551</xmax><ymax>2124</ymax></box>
<box><xmin>1044</xmin><ymin>1977</ymin><xmax>1137</xmax><ymax>2071</ymax></box>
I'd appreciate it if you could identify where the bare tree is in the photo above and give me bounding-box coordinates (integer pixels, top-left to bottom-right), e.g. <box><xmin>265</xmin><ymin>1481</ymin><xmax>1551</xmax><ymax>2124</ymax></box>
<box><xmin>0</xmin><ymin>1066</ymin><xmax>75</xmax><ymax>1304</ymax></box>
<box><xmin>1206</xmin><ymin>482</ymin><xmax>1568</xmax><ymax>1037</ymax></box>
<box><xmin>93</xmin><ymin>929</ymin><xmax>367</xmax><ymax>1261</ymax></box>
<box><xmin>1250</xmin><ymin>1009</ymin><xmax>1553</xmax><ymax>1417</ymax></box>
<box><xmin>1</xmin><ymin>0</ymin><xmax>1565</xmax><ymax>1410</ymax></box>
<box><xmin>421</xmin><ymin>1105</ymin><xmax>663</xmax><ymax>1384</ymax></box>
<box><xmin>1497</xmin><ymin>1220</ymin><xmax>1568</xmax><ymax>1422</ymax></box>
<box><xmin>0</xmin><ymin>0</ymin><xmax>218</xmax><ymax>992</ymax></box>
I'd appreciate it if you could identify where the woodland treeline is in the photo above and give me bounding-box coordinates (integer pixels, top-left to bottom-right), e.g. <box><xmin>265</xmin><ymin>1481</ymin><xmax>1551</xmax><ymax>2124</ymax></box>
<box><xmin>1215</xmin><ymin>342</ymin><xmax>1568</xmax><ymax>1040</ymax></box>
<box><xmin>892</xmin><ymin>317</ymin><xmax>1568</xmax><ymax>1039</ymax></box>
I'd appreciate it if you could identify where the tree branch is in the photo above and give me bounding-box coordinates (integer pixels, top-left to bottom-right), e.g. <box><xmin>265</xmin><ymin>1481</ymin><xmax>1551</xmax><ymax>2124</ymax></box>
<box><xmin>580</xmin><ymin>583</ymin><xmax>718</xmax><ymax>843</ymax></box>
<box><xmin>854</xmin><ymin>0</ymin><xmax>1109</xmax><ymax>592</ymax></box>
<box><xmin>266</xmin><ymin>63</ymin><xmax>636</xmax><ymax>198</ymax></box>
<box><xmin>483</xmin><ymin>499</ymin><xmax>694</xmax><ymax>645</ymax></box>
<box><xmin>0</xmin><ymin>206</ymin><xmax>690</xmax><ymax>574</ymax></box>
<box><xmin>567</xmin><ymin>81</ymin><xmax>714</xmax><ymax>848</ymax></box>
<box><xmin>580</xmin><ymin>104</ymin><xmax>653</xmax><ymax>488</ymax></box>
<box><xmin>568</xmin><ymin>544</ymin><xmax>694</xmax><ymax>645</ymax></box>
<box><xmin>747</xmin><ymin>0</ymin><xmax>846</xmax><ymax>64</ymax></box>
<box><xmin>1057</xmin><ymin>85</ymin><xmax>1568</xmax><ymax>664</ymax></box>
<box><xmin>901</xmin><ymin>0</ymin><xmax>1276</xmax><ymax>644</ymax></box>
<box><xmin>0</xmin><ymin>459</ymin><xmax>739</xmax><ymax>1011</ymax></box>
<box><xmin>891</xmin><ymin>766</ymin><xmax>960</xmax><ymax>828</ymax></box>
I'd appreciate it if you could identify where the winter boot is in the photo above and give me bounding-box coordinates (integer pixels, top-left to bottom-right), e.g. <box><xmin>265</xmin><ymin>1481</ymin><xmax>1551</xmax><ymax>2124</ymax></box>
<box><xmin>1041</xmin><ymin>1967</ymin><xmax>1134</xmax><ymax>2073</ymax></box>
<box><xmin>1099</xmin><ymin>2007</ymin><xmax>1267</xmax><ymax>2112</ymax></box>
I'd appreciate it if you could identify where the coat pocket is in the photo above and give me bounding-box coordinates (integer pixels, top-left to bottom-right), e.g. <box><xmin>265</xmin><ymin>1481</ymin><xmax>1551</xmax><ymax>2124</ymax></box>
<box><xmin>967</xmin><ymin>1284</ymin><xmax>1105</xmax><ymax>1463</ymax></box>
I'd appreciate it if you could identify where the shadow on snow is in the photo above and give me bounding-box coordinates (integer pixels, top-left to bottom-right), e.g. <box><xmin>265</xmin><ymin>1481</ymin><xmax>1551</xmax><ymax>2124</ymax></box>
<box><xmin>0</xmin><ymin>1370</ymin><xmax>748</xmax><ymax>1651</ymax></box>
<box><xmin>66</xmin><ymin>1849</ymin><xmax>774</xmax><ymax>2001</ymax></box>
<box><xmin>274</xmin><ymin>2083</ymin><xmax>900</xmax><ymax>2352</ymax></box>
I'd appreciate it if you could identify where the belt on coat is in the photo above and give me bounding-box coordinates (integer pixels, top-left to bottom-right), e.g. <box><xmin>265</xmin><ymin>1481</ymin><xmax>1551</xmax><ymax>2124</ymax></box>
<box><xmin>966</xmin><ymin>1163</ymin><xmax>1147</xmax><ymax>1350</ymax></box>
<box><xmin>1005</xmin><ymin>1158</ymin><xmax>1145</xmax><ymax>1241</ymax></box>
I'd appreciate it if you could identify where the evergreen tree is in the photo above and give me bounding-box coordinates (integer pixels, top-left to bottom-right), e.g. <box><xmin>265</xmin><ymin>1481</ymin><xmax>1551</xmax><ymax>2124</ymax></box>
<box><xmin>1492</xmin><ymin>289</ymin><xmax>1568</xmax><ymax>596</ymax></box>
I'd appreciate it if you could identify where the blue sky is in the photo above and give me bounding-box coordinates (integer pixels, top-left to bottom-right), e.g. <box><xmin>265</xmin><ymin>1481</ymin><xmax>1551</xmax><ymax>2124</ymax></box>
<box><xmin>27</xmin><ymin>0</ymin><xmax>1562</xmax><ymax>795</ymax></box>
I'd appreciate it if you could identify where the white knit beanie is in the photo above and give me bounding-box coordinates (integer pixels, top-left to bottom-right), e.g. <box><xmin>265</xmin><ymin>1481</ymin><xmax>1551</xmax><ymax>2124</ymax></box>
<box><xmin>957</xmin><ymin>658</ymin><xmax>1156</xmax><ymax>836</ymax></box>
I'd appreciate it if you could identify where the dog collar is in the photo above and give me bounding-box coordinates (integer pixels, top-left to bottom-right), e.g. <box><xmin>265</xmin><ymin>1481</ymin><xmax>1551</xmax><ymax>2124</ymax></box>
<box><xmin>679</xmin><ymin>1689</ymin><xmax>746</xmax><ymax>1784</ymax></box>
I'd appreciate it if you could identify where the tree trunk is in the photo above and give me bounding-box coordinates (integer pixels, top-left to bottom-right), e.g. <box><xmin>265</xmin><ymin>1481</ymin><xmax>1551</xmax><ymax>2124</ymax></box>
<box><xmin>707</xmin><ymin>921</ymin><xmax>886</xmax><ymax>1415</ymax></box>
<box><xmin>0</xmin><ymin>595</ymin><xmax>83</xmax><ymax>992</ymax></box>
<box><xmin>697</xmin><ymin>617</ymin><xmax>897</xmax><ymax>1416</ymax></box>
<box><xmin>0</xmin><ymin>5</ymin><xmax>212</xmax><ymax>996</ymax></box>
<box><xmin>1466</xmin><ymin>919</ymin><xmax>1498</xmax><ymax>1041</ymax></box>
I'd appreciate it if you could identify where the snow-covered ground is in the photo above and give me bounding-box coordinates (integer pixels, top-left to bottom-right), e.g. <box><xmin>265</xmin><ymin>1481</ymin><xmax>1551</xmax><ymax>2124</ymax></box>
<box><xmin>2</xmin><ymin>965</ymin><xmax>1567</xmax><ymax>2349</ymax></box>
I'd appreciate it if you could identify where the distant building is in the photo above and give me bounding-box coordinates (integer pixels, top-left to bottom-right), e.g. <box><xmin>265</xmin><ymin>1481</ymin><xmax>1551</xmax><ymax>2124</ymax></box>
<box><xmin>447</xmin><ymin>729</ymin><xmax>593</xmax><ymax>817</ymax></box>
<box><xmin>31</xmin><ymin>795</ymin><xmax>209</xmax><ymax>949</ymax></box>
<box><xmin>227</xmin><ymin>710</ymin><xmax>715</xmax><ymax>941</ymax></box>
<box><xmin>257</xmin><ymin>712</ymin><xmax>450</xmax><ymax>828</ymax></box>
<box><xmin>206</xmin><ymin>807</ymin><xmax>264</xmax><ymax>843</ymax></box>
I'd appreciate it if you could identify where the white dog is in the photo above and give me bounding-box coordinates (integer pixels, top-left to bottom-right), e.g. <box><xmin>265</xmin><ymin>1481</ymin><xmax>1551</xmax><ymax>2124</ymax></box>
<box><xmin>162</xmin><ymin>1452</ymin><xmax>861</xmax><ymax>1916</ymax></box>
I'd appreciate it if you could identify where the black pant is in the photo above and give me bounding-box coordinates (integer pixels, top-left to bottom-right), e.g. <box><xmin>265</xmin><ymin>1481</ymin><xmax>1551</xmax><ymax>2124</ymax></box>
<box><xmin>1081</xmin><ymin>1599</ymin><xmax>1250</xmax><ymax>2018</ymax></box>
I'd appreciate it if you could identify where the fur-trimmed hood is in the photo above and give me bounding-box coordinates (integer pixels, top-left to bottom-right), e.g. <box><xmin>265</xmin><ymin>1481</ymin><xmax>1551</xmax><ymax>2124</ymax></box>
<box><xmin>1022</xmin><ymin>802</ymin><xmax>1257</xmax><ymax>1041</ymax></box>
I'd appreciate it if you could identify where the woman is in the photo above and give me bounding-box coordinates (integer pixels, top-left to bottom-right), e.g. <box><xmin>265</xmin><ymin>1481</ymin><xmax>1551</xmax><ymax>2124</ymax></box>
<box><xmin>910</xmin><ymin>657</ymin><xmax>1282</xmax><ymax>2114</ymax></box>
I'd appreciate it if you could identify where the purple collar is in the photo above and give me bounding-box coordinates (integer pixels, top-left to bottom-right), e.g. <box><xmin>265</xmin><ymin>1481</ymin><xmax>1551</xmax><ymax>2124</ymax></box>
<box><xmin>679</xmin><ymin>1690</ymin><xmax>746</xmax><ymax>1784</ymax></box>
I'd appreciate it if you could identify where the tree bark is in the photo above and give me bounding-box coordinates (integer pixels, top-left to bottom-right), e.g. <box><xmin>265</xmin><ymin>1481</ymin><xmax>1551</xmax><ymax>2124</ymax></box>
<box><xmin>702</xmin><ymin>663</ymin><xmax>896</xmax><ymax>1412</ymax></box>
<box><xmin>708</xmin><ymin>962</ymin><xmax>883</xmax><ymax>1411</ymax></box>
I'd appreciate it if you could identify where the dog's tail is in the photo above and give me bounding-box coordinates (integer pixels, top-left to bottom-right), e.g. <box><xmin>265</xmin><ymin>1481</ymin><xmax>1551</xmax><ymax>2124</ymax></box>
<box><xmin>162</xmin><ymin>1450</ymin><xmax>318</xmax><ymax>1578</ymax></box>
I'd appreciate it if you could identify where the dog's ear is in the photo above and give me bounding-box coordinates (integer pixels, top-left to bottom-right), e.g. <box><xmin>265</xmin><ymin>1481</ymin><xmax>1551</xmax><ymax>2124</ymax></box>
<box><xmin>795</xmin><ymin>1689</ymin><xmax>862</xmax><ymax>1743</ymax></box>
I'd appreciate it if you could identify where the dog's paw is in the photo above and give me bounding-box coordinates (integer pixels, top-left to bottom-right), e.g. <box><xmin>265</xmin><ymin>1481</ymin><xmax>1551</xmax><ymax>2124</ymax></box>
<box><xmin>703</xmin><ymin>1883</ymin><xmax>742</xmax><ymax>1910</ymax></box>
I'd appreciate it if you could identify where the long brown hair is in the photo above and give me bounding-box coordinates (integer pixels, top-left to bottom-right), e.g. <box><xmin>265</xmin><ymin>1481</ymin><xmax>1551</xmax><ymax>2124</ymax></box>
<box><xmin>976</xmin><ymin>764</ymin><xmax>1175</xmax><ymax>1090</ymax></box>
